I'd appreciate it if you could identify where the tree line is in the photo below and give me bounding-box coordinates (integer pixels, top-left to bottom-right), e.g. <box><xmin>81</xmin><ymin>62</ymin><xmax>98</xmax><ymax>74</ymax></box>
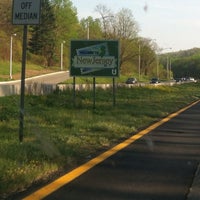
<box><xmin>160</xmin><ymin>48</ymin><xmax>200</xmax><ymax>79</ymax></box>
<box><xmin>2</xmin><ymin>0</ymin><xmax>199</xmax><ymax>79</ymax></box>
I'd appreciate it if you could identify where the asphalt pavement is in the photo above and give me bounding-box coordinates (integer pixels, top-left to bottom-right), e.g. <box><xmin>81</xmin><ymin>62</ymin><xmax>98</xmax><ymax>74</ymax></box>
<box><xmin>0</xmin><ymin>71</ymin><xmax>69</xmax><ymax>96</ymax></box>
<box><xmin>20</xmin><ymin>100</ymin><xmax>200</xmax><ymax>200</ymax></box>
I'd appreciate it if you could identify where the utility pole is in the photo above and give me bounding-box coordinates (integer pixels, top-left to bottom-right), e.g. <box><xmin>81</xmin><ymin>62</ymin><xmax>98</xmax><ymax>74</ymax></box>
<box><xmin>10</xmin><ymin>33</ymin><xmax>17</xmax><ymax>79</ymax></box>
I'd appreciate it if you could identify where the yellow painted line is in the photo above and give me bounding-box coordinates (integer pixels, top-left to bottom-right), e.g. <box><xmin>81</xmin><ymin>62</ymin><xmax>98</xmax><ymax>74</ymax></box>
<box><xmin>23</xmin><ymin>100</ymin><xmax>200</xmax><ymax>200</ymax></box>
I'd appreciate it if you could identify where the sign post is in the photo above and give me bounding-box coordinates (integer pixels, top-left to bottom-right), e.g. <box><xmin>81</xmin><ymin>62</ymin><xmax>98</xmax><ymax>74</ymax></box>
<box><xmin>12</xmin><ymin>0</ymin><xmax>41</xmax><ymax>142</ymax></box>
<box><xmin>19</xmin><ymin>25</ymin><xmax>27</xmax><ymax>142</ymax></box>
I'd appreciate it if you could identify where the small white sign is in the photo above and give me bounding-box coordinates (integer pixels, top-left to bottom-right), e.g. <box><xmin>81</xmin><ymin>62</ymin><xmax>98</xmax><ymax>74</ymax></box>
<box><xmin>12</xmin><ymin>0</ymin><xmax>41</xmax><ymax>25</ymax></box>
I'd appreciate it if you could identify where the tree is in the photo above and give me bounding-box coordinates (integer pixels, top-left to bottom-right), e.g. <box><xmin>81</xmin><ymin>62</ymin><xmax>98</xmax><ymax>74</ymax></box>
<box><xmin>159</xmin><ymin>48</ymin><xmax>200</xmax><ymax>79</ymax></box>
<box><xmin>139</xmin><ymin>39</ymin><xmax>157</xmax><ymax>76</ymax></box>
<box><xmin>49</xmin><ymin>0</ymin><xmax>80</xmax><ymax>68</ymax></box>
<box><xmin>94</xmin><ymin>4</ymin><xmax>113</xmax><ymax>38</ymax></box>
<box><xmin>0</xmin><ymin>0</ymin><xmax>22</xmax><ymax>61</ymax></box>
<box><xmin>0</xmin><ymin>0</ymin><xmax>12</xmax><ymax>34</ymax></box>
<box><xmin>29</xmin><ymin>0</ymin><xmax>56</xmax><ymax>66</ymax></box>
<box><xmin>51</xmin><ymin>0</ymin><xmax>79</xmax><ymax>42</ymax></box>
<box><xmin>172</xmin><ymin>56</ymin><xmax>200</xmax><ymax>79</ymax></box>
<box><xmin>79</xmin><ymin>17</ymin><xmax>102</xmax><ymax>39</ymax></box>
<box><xmin>114</xmin><ymin>8</ymin><xmax>138</xmax><ymax>39</ymax></box>
<box><xmin>95</xmin><ymin>5</ymin><xmax>139</xmax><ymax>71</ymax></box>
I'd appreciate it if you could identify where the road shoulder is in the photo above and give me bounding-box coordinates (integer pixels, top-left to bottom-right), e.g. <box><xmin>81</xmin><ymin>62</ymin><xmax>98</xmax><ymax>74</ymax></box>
<box><xmin>187</xmin><ymin>163</ymin><xmax>200</xmax><ymax>200</ymax></box>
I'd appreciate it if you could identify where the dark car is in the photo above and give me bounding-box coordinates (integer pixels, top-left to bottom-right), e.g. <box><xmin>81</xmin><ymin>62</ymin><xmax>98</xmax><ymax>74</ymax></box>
<box><xmin>150</xmin><ymin>78</ymin><xmax>160</xmax><ymax>84</ymax></box>
<box><xmin>125</xmin><ymin>78</ymin><xmax>137</xmax><ymax>84</ymax></box>
<box><xmin>175</xmin><ymin>78</ymin><xmax>182</xmax><ymax>82</ymax></box>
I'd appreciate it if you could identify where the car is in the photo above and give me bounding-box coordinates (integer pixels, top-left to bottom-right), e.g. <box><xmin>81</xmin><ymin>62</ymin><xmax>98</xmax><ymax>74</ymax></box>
<box><xmin>150</xmin><ymin>78</ymin><xmax>160</xmax><ymax>84</ymax></box>
<box><xmin>175</xmin><ymin>78</ymin><xmax>182</xmax><ymax>82</ymax></box>
<box><xmin>187</xmin><ymin>77</ymin><xmax>197</xmax><ymax>82</ymax></box>
<box><xmin>125</xmin><ymin>77</ymin><xmax>137</xmax><ymax>84</ymax></box>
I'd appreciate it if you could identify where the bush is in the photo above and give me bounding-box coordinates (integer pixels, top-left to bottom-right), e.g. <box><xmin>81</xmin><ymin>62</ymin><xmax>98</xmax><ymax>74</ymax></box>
<box><xmin>27</xmin><ymin>52</ymin><xmax>47</xmax><ymax>67</ymax></box>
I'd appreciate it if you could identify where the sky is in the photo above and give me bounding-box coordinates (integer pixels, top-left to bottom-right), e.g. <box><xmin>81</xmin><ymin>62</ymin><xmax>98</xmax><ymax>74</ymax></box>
<box><xmin>71</xmin><ymin>0</ymin><xmax>200</xmax><ymax>52</ymax></box>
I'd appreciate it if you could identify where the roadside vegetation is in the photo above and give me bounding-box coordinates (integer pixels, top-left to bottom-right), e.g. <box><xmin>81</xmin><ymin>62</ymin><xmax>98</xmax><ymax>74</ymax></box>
<box><xmin>1</xmin><ymin>1</ymin><xmax>200</xmax><ymax>81</ymax></box>
<box><xmin>1</xmin><ymin>0</ymin><xmax>200</xmax><ymax>198</ymax></box>
<box><xmin>0</xmin><ymin>82</ymin><xmax>200</xmax><ymax>198</ymax></box>
<box><xmin>0</xmin><ymin>0</ymin><xmax>177</xmax><ymax>81</ymax></box>
<box><xmin>0</xmin><ymin>61</ymin><xmax>59</xmax><ymax>81</ymax></box>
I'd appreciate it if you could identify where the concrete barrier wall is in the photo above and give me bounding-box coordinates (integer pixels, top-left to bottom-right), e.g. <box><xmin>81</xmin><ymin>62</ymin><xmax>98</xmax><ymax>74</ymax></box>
<box><xmin>0</xmin><ymin>83</ymin><xmax>115</xmax><ymax>96</ymax></box>
<box><xmin>0</xmin><ymin>81</ymin><xmax>180</xmax><ymax>97</ymax></box>
<box><xmin>0</xmin><ymin>84</ymin><xmax>20</xmax><ymax>96</ymax></box>
<box><xmin>0</xmin><ymin>83</ymin><xmax>57</xmax><ymax>96</ymax></box>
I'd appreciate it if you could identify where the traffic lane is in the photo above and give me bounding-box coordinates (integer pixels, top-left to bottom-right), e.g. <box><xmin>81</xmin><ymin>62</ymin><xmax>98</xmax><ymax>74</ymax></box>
<box><xmin>43</xmin><ymin>102</ymin><xmax>200</xmax><ymax>200</ymax></box>
<box><xmin>43</xmin><ymin>139</ymin><xmax>197</xmax><ymax>200</ymax></box>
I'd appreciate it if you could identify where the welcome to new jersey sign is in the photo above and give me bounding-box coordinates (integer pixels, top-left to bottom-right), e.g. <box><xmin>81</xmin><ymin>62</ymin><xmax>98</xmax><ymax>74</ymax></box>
<box><xmin>70</xmin><ymin>40</ymin><xmax>119</xmax><ymax>77</ymax></box>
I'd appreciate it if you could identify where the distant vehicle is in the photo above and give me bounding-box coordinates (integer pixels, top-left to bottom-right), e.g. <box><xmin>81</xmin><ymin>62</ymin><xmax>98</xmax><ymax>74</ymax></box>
<box><xmin>175</xmin><ymin>77</ymin><xmax>197</xmax><ymax>83</ymax></box>
<box><xmin>125</xmin><ymin>77</ymin><xmax>137</xmax><ymax>84</ymax></box>
<box><xmin>175</xmin><ymin>78</ymin><xmax>187</xmax><ymax>82</ymax></box>
<box><xmin>175</xmin><ymin>78</ymin><xmax>182</xmax><ymax>82</ymax></box>
<box><xmin>187</xmin><ymin>77</ymin><xmax>197</xmax><ymax>82</ymax></box>
<box><xmin>150</xmin><ymin>78</ymin><xmax>160</xmax><ymax>84</ymax></box>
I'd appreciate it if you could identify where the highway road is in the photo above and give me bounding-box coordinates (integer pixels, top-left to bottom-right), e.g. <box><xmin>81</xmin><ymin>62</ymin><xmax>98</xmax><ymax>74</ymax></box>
<box><xmin>0</xmin><ymin>71</ymin><xmax>69</xmax><ymax>96</ymax></box>
<box><xmin>20</xmin><ymin>100</ymin><xmax>200</xmax><ymax>200</ymax></box>
<box><xmin>24</xmin><ymin>71</ymin><xmax>70</xmax><ymax>84</ymax></box>
<box><xmin>0</xmin><ymin>71</ymin><xmax>189</xmax><ymax>96</ymax></box>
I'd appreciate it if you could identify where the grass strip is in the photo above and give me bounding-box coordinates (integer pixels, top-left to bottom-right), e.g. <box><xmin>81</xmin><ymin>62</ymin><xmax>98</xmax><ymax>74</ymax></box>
<box><xmin>0</xmin><ymin>83</ymin><xmax>200</xmax><ymax>198</ymax></box>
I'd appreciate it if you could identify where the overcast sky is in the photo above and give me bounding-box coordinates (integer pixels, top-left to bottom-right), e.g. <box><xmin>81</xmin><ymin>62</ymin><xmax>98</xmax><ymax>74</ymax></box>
<box><xmin>71</xmin><ymin>0</ymin><xmax>200</xmax><ymax>52</ymax></box>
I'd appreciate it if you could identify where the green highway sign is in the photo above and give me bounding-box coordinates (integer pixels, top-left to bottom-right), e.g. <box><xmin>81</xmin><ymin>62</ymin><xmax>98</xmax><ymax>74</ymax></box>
<box><xmin>70</xmin><ymin>40</ymin><xmax>119</xmax><ymax>77</ymax></box>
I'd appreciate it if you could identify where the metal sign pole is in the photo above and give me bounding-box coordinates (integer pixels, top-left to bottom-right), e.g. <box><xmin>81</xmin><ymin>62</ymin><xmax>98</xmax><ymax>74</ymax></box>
<box><xmin>12</xmin><ymin>0</ymin><xmax>41</xmax><ymax>142</ymax></box>
<box><xmin>73</xmin><ymin>76</ymin><xmax>76</xmax><ymax>107</ymax></box>
<box><xmin>93</xmin><ymin>77</ymin><xmax>96</xmax><ymax>109</ymax></box>
<box><xmin>113</xmin><ymin>77</ymin><xmax>116</xmax><ymax>107</ymax></box>
<box><xmin>19</xmin><ymin>25</ymin><xmax>28</xmax><ymax>142</ymax></box>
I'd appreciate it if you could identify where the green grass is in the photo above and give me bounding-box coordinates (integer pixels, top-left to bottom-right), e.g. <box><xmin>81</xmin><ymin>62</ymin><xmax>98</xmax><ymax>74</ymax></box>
<box><xmin>0</xmin><ymin>60</ymin><xmax>59</xmax><ymax>81</ymax></box>
<box><xmin>0</xmin><ymin>83</ymin><xmax>200</xmax><ymax>198</ymax></box>
<box><xmin>63</xmin><ymin>76</ymin><xmax>126</xmax><ymax>84</ymax></box>
<box><xmin>63</xmin><ymin>74</ymin><xmax>150</xmax><ymax>84</ymax></box>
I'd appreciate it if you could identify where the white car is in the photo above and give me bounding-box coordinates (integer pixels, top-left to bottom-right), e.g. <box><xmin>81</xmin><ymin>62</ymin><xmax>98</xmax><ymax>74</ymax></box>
<box><xmin>187</xmin><ymin>77</ymin><xmax>197</xmax><ymax>82</ymax></box>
